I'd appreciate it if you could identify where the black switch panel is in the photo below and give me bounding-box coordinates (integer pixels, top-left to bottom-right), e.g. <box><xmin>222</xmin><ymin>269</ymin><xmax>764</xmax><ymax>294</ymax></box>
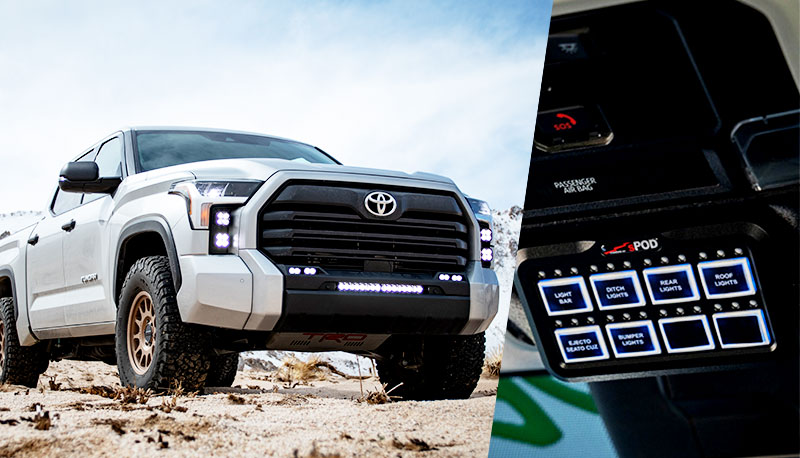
<box><xmin>515</xmin><ymin>234</ymin><xmax>776</xmax><ymax>381</ymax></box>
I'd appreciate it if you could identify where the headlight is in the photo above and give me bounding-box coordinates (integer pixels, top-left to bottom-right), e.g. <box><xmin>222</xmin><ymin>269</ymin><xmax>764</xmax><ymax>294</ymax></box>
<box><xmin>467</xmin><ymin>197</ymin><xmax>491</xmax><ymax>216</ymax></box>
<box><xmin>169</xmin><ymin>180</ymin><xmax>262</xmax><ymax>229</ymax></box>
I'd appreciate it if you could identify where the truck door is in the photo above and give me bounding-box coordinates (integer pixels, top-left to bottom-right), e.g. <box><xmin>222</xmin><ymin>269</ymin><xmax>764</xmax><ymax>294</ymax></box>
<box><xmin>62</xmin><ymin>135</ymin><xmax>122</xmax><ymax>327</ymax></box>
<box><xmin>26</xmin><ymin>189</ymin><xmax>79</xmax><ymax>330</ymax></box>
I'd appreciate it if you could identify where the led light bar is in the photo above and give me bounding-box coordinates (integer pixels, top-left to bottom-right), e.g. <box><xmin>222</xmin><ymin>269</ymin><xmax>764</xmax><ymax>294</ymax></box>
<box><xmin>337</xmin><ymin>282</ymin><xmax>424</xmax><ymax>294</ymax></box>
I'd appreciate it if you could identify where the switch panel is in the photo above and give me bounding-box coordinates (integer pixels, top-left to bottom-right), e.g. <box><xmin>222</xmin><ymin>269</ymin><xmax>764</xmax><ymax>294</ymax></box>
<box><xmin>515</xmin><ymin>236</ymin><xmax>776</xmax><ymax>381</ymax></box>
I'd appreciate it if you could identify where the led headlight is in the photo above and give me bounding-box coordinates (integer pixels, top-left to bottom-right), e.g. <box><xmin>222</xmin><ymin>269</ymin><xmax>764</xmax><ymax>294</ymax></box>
<box><xmin>208</xmin><ymin>205</ymin><xmax>238</xmax><ymax>254</ymax></box>
<box><xmin>466</xmin><ymin>196</ymin><xmax>494</xmax><ymax>268</ymax></box>
<box><xmin>467</xmin><ymin>197</ymin><xmax>492</xmax><ymax>216</ymax></box>
<box><xmin>169</xmin><ymin>180</ymin><xmax>262</xmax><ymax>229</ymax></box>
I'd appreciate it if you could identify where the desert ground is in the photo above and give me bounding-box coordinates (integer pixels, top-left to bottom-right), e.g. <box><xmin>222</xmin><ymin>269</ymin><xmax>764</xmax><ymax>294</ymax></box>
<box><xmin>0</xmin><ymin>358</ymin><xmax>498</xmax><ymax>457</ymax></box>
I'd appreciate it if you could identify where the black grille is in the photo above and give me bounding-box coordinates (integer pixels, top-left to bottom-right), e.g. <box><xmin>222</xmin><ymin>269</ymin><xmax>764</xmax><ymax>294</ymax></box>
<box><xmin>258</xmin><ymin>183</ymin><xmax>471</xmax><ymax>273</ymax></box>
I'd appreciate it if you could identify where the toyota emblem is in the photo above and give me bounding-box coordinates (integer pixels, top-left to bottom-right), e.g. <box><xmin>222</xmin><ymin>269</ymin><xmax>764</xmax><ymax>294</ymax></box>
<box><xmin>364</xmin><ymin>191</ymin><xmax>397</xmax><ymax>217</ymax></box>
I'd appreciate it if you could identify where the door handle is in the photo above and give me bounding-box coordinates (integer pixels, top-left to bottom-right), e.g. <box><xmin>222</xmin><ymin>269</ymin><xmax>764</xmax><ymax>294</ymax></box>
<box><xmin>27</xmin><ymin>234</ymin><xmax>39</xmax><ymax>246</ymax></box>
<box><xmin>61</xmin><ymin>220</ymin><xmax>76</xmax><ymax>232</ymax></box>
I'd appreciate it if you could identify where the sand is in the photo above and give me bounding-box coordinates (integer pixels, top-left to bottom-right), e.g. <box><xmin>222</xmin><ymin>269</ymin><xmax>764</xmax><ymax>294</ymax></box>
<box><xmin>0</xmin><ymin>360</ymin><xmax>498</xmax><ymax>457</ymax></box>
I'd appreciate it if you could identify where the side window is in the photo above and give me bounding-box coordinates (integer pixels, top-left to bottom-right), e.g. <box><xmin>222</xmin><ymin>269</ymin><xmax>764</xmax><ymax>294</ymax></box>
<box><xmin>51</xmin><ymin>149</ymin><xmax>94</xmax><ymax>214</ymax></box>
<box><xmin>94</xmin><ymin>137</ymin><xmax>123</xmax><ymax>178</ymax></box>
<box><xmin>84</xmin><ymin>136</ymin><xmax>123</xmax><ymax>204</ymax></box>
<box><xmin>51</xmin><ymin>189</ymin><xmax>82</xmax><ymax>215</ymax></box>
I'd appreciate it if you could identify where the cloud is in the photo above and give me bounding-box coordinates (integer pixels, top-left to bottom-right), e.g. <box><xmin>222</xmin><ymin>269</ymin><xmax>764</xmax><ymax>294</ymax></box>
<box><xmin>0</xmin><ymin>0</ymin><xmax>549</xmax><ymax>213</ymax></box>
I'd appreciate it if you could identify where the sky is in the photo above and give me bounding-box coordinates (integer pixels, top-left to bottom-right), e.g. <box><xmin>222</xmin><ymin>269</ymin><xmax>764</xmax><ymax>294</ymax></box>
<box><xmin>0</xmin><ymin>0</ymin><xmax>551</xmax><ymax>214</ymax></box>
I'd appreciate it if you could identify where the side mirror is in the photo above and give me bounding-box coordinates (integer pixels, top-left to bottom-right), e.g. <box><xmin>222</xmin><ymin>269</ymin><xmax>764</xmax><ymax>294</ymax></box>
<box><xmin>58</xmin><ymin>162</ymin><xmax>121</xmax><ymax>193</ymax></box>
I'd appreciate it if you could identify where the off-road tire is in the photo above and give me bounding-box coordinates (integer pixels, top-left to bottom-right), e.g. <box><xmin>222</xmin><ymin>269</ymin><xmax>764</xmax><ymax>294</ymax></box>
<box><xmin>116</xmin><ymin>256</ymin><xmax>211</xmax><ymax>391</ymax></box>
<box><xmin>206</xmin><ymin>352</ymin><xmax>239</xmax><ymax>387</ymax></box>
<box><xmin>376</xmin><ymin>332</ymin><xmax>485</xmax><ymax>401</ymax></box>
<box><xmin>0</xmin><ymin>297</ymin><xmax>49</xmax><ymax>387</ymax></box>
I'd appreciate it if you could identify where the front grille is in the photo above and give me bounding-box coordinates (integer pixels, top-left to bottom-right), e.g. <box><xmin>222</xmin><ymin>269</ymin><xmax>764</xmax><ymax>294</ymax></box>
<box><xmin>258</xmin><ymin>182</ymin><xmax>471</xmax><ymax>273</ymax></box>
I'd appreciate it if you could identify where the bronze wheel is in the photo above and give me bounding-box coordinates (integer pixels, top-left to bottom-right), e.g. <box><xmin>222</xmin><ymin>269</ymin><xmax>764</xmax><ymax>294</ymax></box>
<box><xmin>127</xmin><ymin>291</ymin><xmax>156</xmax><ymax>375</ymax></box>
<box><xmin>115</xmin><ymin>257</ymin><xmax>210</xmax><ymax>390</ymax></box>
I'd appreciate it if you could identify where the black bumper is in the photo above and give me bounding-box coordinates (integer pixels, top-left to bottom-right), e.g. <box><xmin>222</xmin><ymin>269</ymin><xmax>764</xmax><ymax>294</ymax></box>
<box><xmin>273</xmin><ymin>290</ymin><xmax>470</xmax><ymax>334</ymax></box>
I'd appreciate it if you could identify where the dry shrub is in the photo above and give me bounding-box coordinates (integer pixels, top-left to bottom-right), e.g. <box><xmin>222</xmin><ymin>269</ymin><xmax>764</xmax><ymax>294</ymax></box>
<box><xmin>22</xmin><ymin>405</ymin><xmax>52</xmax><ymax>430</ymax></box>
<box><xmin>483</xmin><ymin>350</ymin><xmax>503</xmax><ymax>378</ymax></box>
<box><xmin>391</xmin><ymin>437</ymin><xmax>435</xmax><ymax>451</ymax></box>
<box><xmin>276</xmin><ymin>356</ymin><xmax>326</xmax><ymax>382</ymax></box>
<box><xmin>80</xmin><ymin>385</ymin><xmax>152</xmax><ymax>404</ymax></box>
<box><xmin>357</xmin><ymin>382</ymin><xmax>402</xmax><ymax>405</ymax></box>
<box><xmin>115</xmin><ymin>386</ymin><xmax>152</xmax><ymax>404</ymax></box>
<box><xmin>227</xmin><ymin>393</ymin><xmax>246</xmax><ymax>405</ymax></box>
<box><xmin>47</xmin><ymin>376</ymin><xmax>61</xmax><ymax>391</ymax></box>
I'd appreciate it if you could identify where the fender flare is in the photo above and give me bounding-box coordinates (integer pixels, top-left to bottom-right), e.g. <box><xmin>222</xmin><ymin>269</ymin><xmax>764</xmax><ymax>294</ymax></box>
<box><xmin>114</xmin><ymin>217</ymin><xmax>182</xmax><ymax>305</ymax></box>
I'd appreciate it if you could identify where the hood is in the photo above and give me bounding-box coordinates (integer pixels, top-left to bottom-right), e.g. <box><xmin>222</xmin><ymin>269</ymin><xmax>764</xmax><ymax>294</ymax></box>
<box><xmin>138</xmin><ymin>158</ymin><xmax>456</xmax><ymax>186</ymax></box>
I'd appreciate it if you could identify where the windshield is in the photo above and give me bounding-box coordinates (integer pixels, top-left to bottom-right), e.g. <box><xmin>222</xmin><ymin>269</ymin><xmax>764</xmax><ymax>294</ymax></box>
<box><xmin>134</xmin><ymin>130</ymin><xmax>338</xmax><ymax>172</ymax></box>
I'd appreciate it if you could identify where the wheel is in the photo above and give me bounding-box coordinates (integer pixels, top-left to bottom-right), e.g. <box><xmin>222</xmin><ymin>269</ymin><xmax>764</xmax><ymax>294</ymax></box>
<box><xmin>116</xmin><ymin>256</ymin><xmax>211</xmax><ymax>391</ymax></box>
<box><xmin>0</xmin><ymin>297</ymin><xmax>48</xmax><ymax>387</ymax></box>
<box><xmin>376</xmin><ymin>332</ymin><xmax>485</xmax><ymax>401</ymax></box>
<box><xmin>206</xmin><ymin>352</ymin><xmax>239</xmax><ymax>387</ymax></box>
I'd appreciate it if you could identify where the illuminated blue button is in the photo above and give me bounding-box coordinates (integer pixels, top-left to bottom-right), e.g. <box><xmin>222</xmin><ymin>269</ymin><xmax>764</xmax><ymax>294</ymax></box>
<box><xmin>555</xmin><ymin>325</ymin><xmax>609</xmax><ymax>363</ymax></box>
<box><xmin>698</xmin><ymin>257</ymin><xmax>756</xmax><ymax>299</ymax></box>
<box><xmin>713</xmin><ymin>310</ymin><xmax>770</xmax><ymax>349</ymax></box>
<box><xmin>643</xmin><ymin>264</ymin><xmax>700</xmax><ymax>304</ymax></box>
<box><xmin>590</xmin><ymin>270</ymin><xmax>646</xmax><ymax>310</ymax></box>
<box><xmin>537</xmin><ymin>276</ymin><xmax>593</xmax><ymax>316</ymax></box>
<box><xmin>659</xmin><ymin>316</ymin><xmax>715</xmax><ymax>353</ymax></box>
<box><xmin>605</xmin><ymin>321</ymin><xmax>661</xmax><ymax>358</ymax></box>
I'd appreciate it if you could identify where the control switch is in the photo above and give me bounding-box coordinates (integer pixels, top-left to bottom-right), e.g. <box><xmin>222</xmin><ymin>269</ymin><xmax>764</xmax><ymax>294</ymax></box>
<box><xmin>698</xmin><ymin>257</ymin><xmax>756</xmax><ymax>299</ymax></box>
<box><xmin>555</xmin><ymin>325</ymin><xmax>609</xmax><ymax>363</ymax></box>
<box><xmin>644</xmin><ymin>264</ymin><xmax>700</xmax><ymax>304</ymax></box>
<box><xmin>659</xmin><ymin>316</ymin><xmax>715</xmax><ymax>353</ymax></box>
<box><xmin>713</xmin><ymin>310</ymin><xmax>770</xmax><ymax>349</ymax></box>
<box><xmin>538</xmin><ymin>276</ymin><xmax>593</xmax><ymax>316</ymax></box>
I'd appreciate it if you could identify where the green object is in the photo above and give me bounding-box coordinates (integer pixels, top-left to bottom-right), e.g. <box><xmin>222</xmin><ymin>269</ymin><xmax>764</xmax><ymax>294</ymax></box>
<box><xmin>492</xmin><ymin>376</ymin><xmax>599</xmax><ymax>446</ymax></box>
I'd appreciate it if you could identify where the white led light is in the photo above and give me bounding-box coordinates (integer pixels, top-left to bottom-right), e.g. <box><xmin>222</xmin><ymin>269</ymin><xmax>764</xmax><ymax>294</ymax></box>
<box><xmin>288</xmin><ymin>267</ymin><xmax>301</xmax><ymax>275</ymax></box>
<box><xmin>438</xmin><ymin>274</ymin><xmax>451</xmax><ymax>281</ymax></box>
<box><xmin>451</xmin><ymin>275</ymin><xmax>463</xmax><ymax>282</ymax></box>
<box><xmin>481</xmin><ymin>248</ymin><xmax>494</xmax><ymax>262</ymax></box>
<box><xmin>480</xmin><ymin>228</ymin><xmax>493</xmax><ymax>242</ymax></box>
<box><xmin>215</xmin><ymin>211</ymin><xmax>231</xmax><ymax>227</ymax></box>
<box><xmin>214</xmin><ymin>233</ymin><xmax>230</xmax><ymax>249</ymax></box>
<box><xmin>205</xmin><ymin>187</ymin><xmax>224</xmax><ymax>198</ymax></box>
<box><xmin>337</xmin><ymin>282</ymin><xmax>423</xmax><ymax>294</ymax></box>
<box><xmin>303</xmin><ymin>267</ymin><xmax>317</xmax><ymax>275</ymax></box>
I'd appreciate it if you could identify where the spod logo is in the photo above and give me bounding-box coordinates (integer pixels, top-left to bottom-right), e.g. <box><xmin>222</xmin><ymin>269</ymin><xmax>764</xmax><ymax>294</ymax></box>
<box><xmin>601</xmin><ymin>238</ymin><xmax>660</xmax><ymax>256</ymax></box>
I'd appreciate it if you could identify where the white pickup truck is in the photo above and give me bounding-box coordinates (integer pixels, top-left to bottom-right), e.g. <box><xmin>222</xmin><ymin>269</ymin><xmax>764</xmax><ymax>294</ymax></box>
<box><xmin>0</xmin><ymin>127</ymin><xmax>498</xmax><ymax>399</ymax></box>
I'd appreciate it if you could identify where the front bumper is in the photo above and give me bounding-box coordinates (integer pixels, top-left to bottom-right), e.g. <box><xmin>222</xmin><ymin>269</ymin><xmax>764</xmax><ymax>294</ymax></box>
<box><xmin>175</xmin><ymin>252</ymin><xmax>499</xmax><ymax>335</ymax></box>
